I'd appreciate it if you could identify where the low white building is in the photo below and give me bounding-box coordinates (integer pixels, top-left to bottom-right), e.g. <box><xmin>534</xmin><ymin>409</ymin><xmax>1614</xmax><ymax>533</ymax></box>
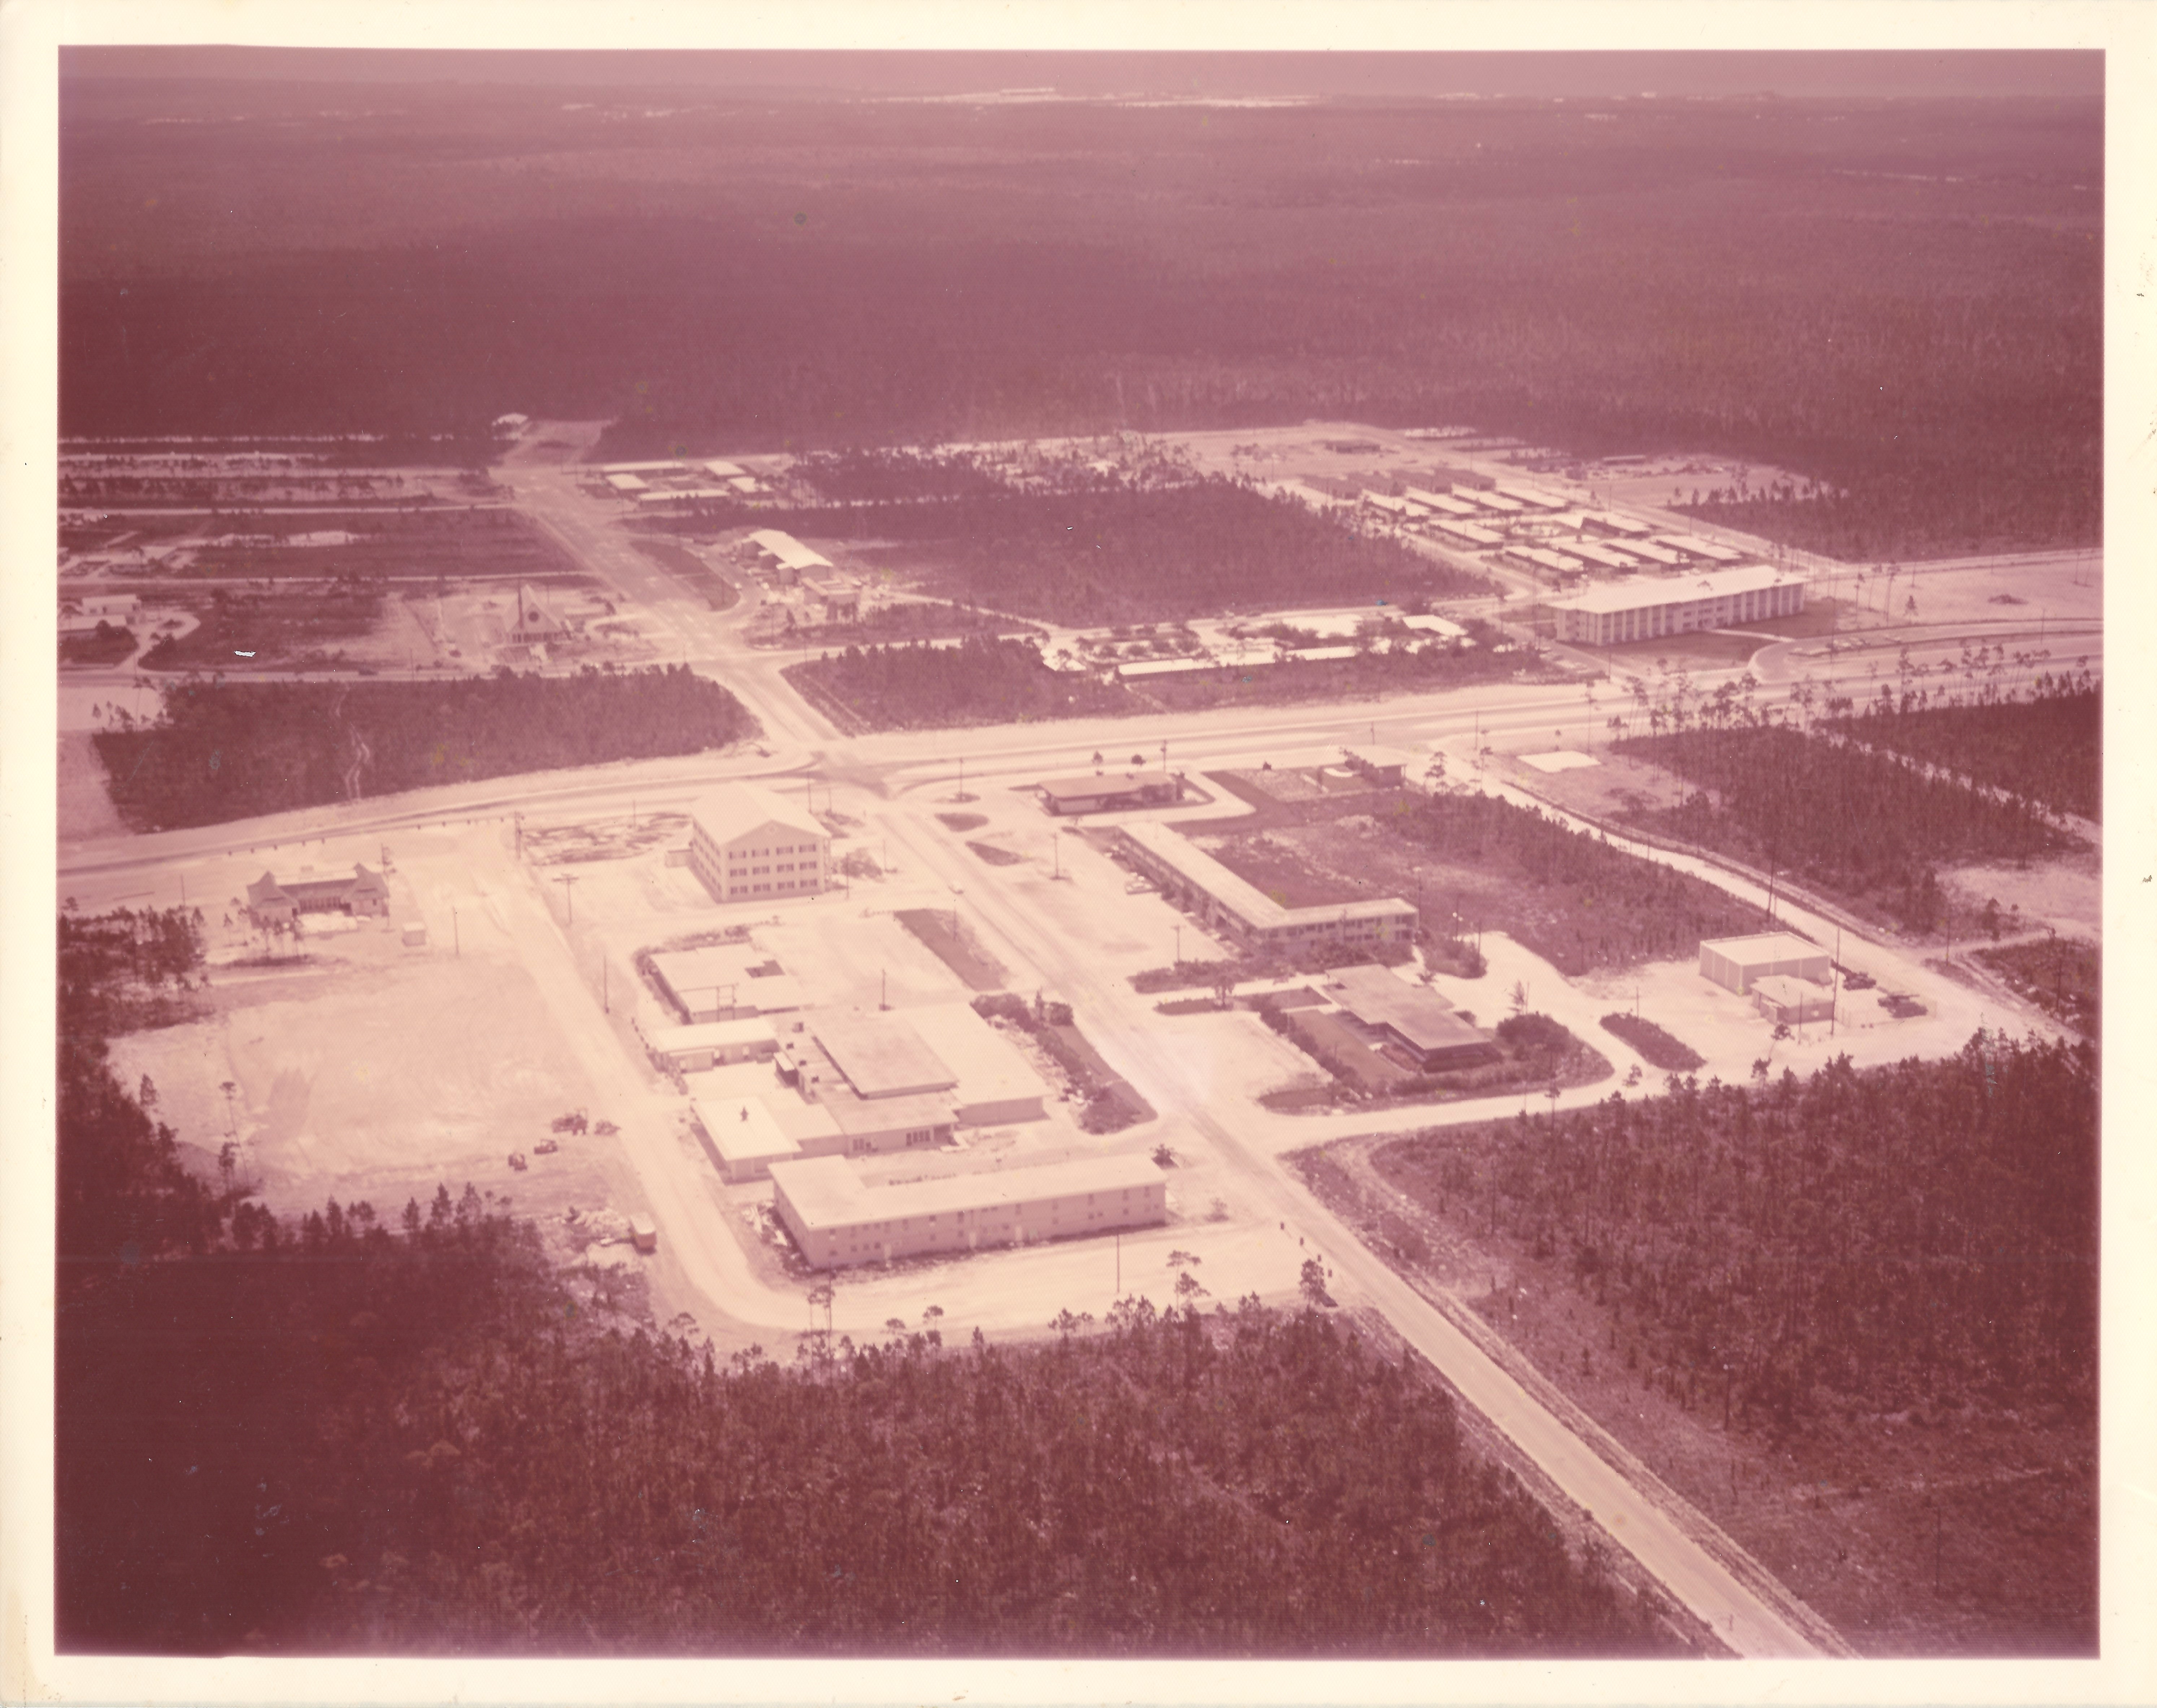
<box><xmin>770</xmin><ymin>1151</ymin><xmax>1168</xmax><ymax>1269</ymax></box>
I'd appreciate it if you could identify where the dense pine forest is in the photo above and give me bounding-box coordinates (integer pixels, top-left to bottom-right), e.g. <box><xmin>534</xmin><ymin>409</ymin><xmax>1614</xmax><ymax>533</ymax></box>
<box><xmin>55</xmin><ymin>905</ymin><xmax>1673</xmax><ymax>1657</ymax></box>
<box><xmin>1610</xmin><ymin>725</ymin><xmax>2078</xmax><ymax>932</ymax></box>
<box><xmin>1373</xmin><ymin>1034</ymin><xmax>2096</xmax><ymax>1432</ymax></box>
<box><xmin>91</xmin><ymin>666</ymin><xmax>755</xmax><ymax>830</ymax></box>
<box><xmin>1385</xmin><ymin>790</ymin><xmax>1767</xmax><ymax>974</ymax></box>
<box><xmin>61</xmin><ymin>77</ymin><xmax>2100</xmax><ymax>561</ymax></box>
<box><xmin>1825</xmin><ymin>678</ymin><xmax>2100</xmax><ymax>823</ymax></box>
<box><xmin>788</xmin><ymin>636</ymin><xmax>1137</xmax><ymax>732</ymax></box>
<box><xmin>756</xmin><ymin>479</ymin><xmax>1482</xmax><ymax>626</ymax></box>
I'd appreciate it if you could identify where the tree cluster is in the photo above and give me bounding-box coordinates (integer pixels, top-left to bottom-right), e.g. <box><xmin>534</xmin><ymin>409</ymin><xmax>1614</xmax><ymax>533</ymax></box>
<box><xmin>787</xmin><ymin>636</ymin><xmax>1134</xmax><ymax>733</ymax></box>
<box><xmin>732</xmin><ymin>479</ymin><xmax>1478</xmax><ymax>627</ymax></box>
<box><xmin>1597</xmin><ymin>1013</ymin><xmax>1706</xmax><ymax>1073</ymax></box>
<box><xmin>1611</xmin><ymin>723</ymin><xmax>2076</xmax><ymax>933</ymax></box>
<box><xmin>1827</xmin><ymin>677</ymin><xmax>2098</xmax><ymax>824</ymax></box>
<box><xmin>93</xmin><ymin>666</ymin><xmax>756</xmax><ymax>830</ymax></box>
<box><xmin>1388</xmin><ymin>791</ymin><xmax>1764</xmax><ymax>974</ymax></box>
<box><xmin>1377</xmin><ymin>1034</ymin><xmax>2096</xmax><ymax>1430</ymax></box>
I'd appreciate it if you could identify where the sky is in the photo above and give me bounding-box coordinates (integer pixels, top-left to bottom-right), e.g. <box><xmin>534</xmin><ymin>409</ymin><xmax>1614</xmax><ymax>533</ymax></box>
<box><xmin>58</xmin><ymin>47</ymin><xmax>2105</xmax><ymax>101</ymax></box>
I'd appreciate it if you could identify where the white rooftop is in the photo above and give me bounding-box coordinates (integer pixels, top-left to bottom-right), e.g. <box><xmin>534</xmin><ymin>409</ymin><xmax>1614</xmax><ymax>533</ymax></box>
<box><xmin>1550</xmin><ymin>563</ymin><xmax>1801</xmax><ymax>616</ymax></box>
<box><xmin>900</xmin><ymin>1003</ymin><xmax>1051</xmax><ymax>1111</ymax></box>
<box><xmin>642</xmin><ymin>1016</ymin><xmax>779</xmax><ymax>1055</ymax></box>
<box><xmin>809</xmin><ymin>1010</ymin><xmax>959</xmax><ymax>1100</ymax></box>
<box><xmin>688</xmin><ymin>780</ymin><xmax>826</xmax><ymax>849</ymax></box>
<box><xmin>1518</xmin><ymin>750</ymin><xmax>1601</xmax><ymax>774</ymax></box>
<box><xmin>747</xmin><ymin>529</ymin><xmax>833</xmax><ymax>572</ymax></box>
<box><xmin>693</xmin><ymin>1094</ymin><xmax>799</xmax><ymax>1169</ymax></box>
<box><xmin>770</xmin><ymin>1150</ymin><xmax>1164</xmax><ymax>1232</ymax></box>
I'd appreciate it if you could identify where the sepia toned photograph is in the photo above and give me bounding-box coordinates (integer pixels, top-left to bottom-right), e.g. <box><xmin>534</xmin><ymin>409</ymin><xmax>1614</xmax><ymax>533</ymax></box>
<box><xmin>9</xmin><ymin>6</ymin><xmax>2152</xmax><ymax>1703</ymax></box>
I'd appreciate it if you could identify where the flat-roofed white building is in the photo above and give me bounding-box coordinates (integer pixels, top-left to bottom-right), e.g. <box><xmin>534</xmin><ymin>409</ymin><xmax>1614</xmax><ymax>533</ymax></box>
<box><xmin>1652</xmin><ymin>533</ymin><xmax>1746</xmax><ymax>564</ymax></box>
<box><xmin>1751</xmin><ymin>974</ymin><xmax>1835</xmax><ymax>1026</ymax></box>
<box><xmin>651</xmin><ymin>942</ymin><xmax>804</xmax><ymax>1021</ymax></box>
<box><xmin>1115</xmin><ymin>821</ymin><xmax>1416</xmax><ymax>958</ymax></box>
<box><xmin>1582</xmin><ymin>509</ymin><xmax>1653</xmax><ymax>538</ymax></box>
<box><xmin>604</xmin><ymin>472</ymin><xmax>650</xmax><ymax>494</ymax></box>
<box><xmin>1430</xmin><ymin>518</ymin><xmax>1503</xmax><ymax>548</ymax></box>
<box><xmin>807</xmin><ymin>1010</ymin><xmax>959</xmax><ymax>1100</ymax></box>
<box><xmin>770</xmin><ymin>1151</ymin><xmax>1168</xmax><ymax>1269</ymax></box>
<box><xmin>692</xmin><ymin>1092</ymin><xmax>801</xmax><ymax>1182</ymax></box>
<box><xmin>1491</xmin><ymin>482</ymin><xmax>1569</xmax><ymax>511</ymax></box>
<box><xmin>1548</xmin><ymin>565</ymin><xmax>1805</xmax><ymax>646</ymax></box>
<box><xmin>703</xmin><ymin>458</ymin><xmax>747</xmax><ymax>478</ymax></box>
<box><xmin>746</xmin><ymin>529</ymin><xmax>832</xmax><ymax>581</ymax></box>
<box><xmin>1564</xmin><ymin>540</ymin><xmax>1640</xmax><ymax>571</ymax></box>
<box><xmin>1699</xmin><ymin>932</ymin><xmax>1831</xmax><ymax>995</ymax></box>
<box><xmin>640</xmin><ymin>1014</ymin><xmax>779</xmax><ymax>1073</ymax></box>
<box><xmin>1403</xmin><ymin>487</ymin><xmax>1480</xmax><ymax>516</ymax></box>
<box><xmin>1456</xmin><ymin>487</ymin><xmax>1525</xmax><ymax>514</ymax></box>
<box><xmin>902</xmin><ymin>1003</ymin><xmax>1051</xmax><ymax>1126</ymax></box>
<box><xmin>685</xmin><ymin>782</ymin><xmax>830</xmax><ymax>904</ymax></box>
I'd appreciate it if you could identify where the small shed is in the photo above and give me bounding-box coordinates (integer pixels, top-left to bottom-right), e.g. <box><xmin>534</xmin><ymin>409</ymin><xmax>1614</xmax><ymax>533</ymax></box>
<box><xmin>1752</xmin><ymin>975</ymin><xmax>1835</xmax><ymax>1026</ymax></box>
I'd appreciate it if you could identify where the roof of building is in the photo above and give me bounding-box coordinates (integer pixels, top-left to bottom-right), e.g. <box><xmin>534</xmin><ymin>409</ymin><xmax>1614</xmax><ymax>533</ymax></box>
<box><xmin>899</xmin><ymin>1004</ymin><xmax>1050</xmax><ymax>1112</ymax></box>
<box><xmin>808</xmin><ymin>1011</ymin><xmax>959</xmax><ymax>1100</ymax></box>
<box><xmin>653</xmin><ymin>940</ymin><xmax>774</xmax><ymax>994</ymax></box>
<box><xmin>703</xmin><ymin>458</ymin><xmax>746</xmax><ymax>477</ymax></box>
<box><xmin>1400</xmin><ymin>614</ymin><xmax>1467</xmax><ymax>636</ymax></box>
<box><xmin>1551</xmin><ymin>564</ymin><xmax>1801</xmax><ymax>616</ymax></box>
<box><xmin>604</xmin><ymin>472</ymin><xmax>650</xmax><ymax>492</ymax></box>
<box><xmin>824</xmin><ymin>1090</ymin><xmax>958</xmax><ymax>1137</ymax></box>
<box><xmin>642</xmin><ymin>1016</ymin><xmax>779</xmax><ymax>1056</ymax></box>
<box><xmin>1402</xmin><ymin>487</ymin><xmax>1478</xmax><ymax>515</ymax></box>
<box><xmin>1323</xmin><ymin>964</ymin><xmax>1502</xmax><ymax>1057</ymax></box>
<box><xmin>688</xmin><ymin>781</ymin><xmax>827</xmax><ymax>851</ymax></box>
<box><xmin>638</xmin><ymin>486</ymin><xmax>738</xmax><ymax>503</ymax></box>
<box><xmin>693</xmin><ymin>1093</ymin><xmax>800</xmax><ymax>1168</ymax></box>
<box><xmin>1492</xmin><ymin>483</ymin><xmax>1569</xmax><ymax>510</ymax></box>
<box><xmin>1565</xmin><ymin>542</ymin><xmax>1641</xmax><ymax>571</ymax></box>
<box><xmin>599</xmin><ymin>461</ymin><xmax>684</xmax><ymax>474</ymax></box>
<box><xmin>1653</xmin><ymin>534</ymin><xmax>1746</xmax><ymax>562</ymax></box>
<box><xmin>1430</xmin><ymin>518</ymin><xmax>1502</xmax><ymax>546</ymax></box>
<box><xmin>1118</xmin><ymin>822</ymin><xmax>1415</xmax><ymax>932</ymax></box>
<box><xmin>1583</xmin><ymin>509</ymin><xmax>1653</xmax><ymax>535</ymax></box>
<box><xmin>1459</xmin><ymin>488</ymin><xmax>1525</xmax><ymax>513</ymax></box>
<box><xmin>1702</xmin><ymin>931</ymin><xmax>1829</xmax><ymax>965</ymax></box>
<box><xmin>747</xmin><ymin>529</ymin><xmax>833</xmax><ymax>572</ymax></box>
<box><xmin>1039</xmin><ymin>772</ymin><xmax>1160</xmax><ymax>800</ymax></box>
<box><xmin>770</xmin><ymin>1150</ymin><xmax>1165</xmax><ymax>1232</ymax></box>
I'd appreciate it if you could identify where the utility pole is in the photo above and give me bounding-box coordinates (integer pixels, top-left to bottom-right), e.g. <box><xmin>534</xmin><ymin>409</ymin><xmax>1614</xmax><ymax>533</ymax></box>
<box><xmin>451</xmin><ymin>905</ymin><xmax>460</xmax><ymax>959</ymax></box>
<box><xmin>557</xmin><ymin>873</ymin><xmax>579</xmax><ymax>927</ymax></box>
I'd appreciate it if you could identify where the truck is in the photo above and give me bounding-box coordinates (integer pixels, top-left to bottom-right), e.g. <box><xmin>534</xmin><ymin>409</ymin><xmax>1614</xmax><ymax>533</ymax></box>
<box><xmin>629</xmin><ymin>1213</ymin><xmax>658</xmax><ymax>1254</ymax></box>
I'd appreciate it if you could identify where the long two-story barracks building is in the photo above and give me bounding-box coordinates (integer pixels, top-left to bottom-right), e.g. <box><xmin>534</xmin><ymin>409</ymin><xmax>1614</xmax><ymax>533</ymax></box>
<box><xmin>1547</xmin><ymin>564</ymin><xmax>1806</xmax><ymax>647</ymax></box>
<box><xmin>1114</xmin><ymin>821</ymin><xmax>1417</xmax><ymax>958</ymax></box>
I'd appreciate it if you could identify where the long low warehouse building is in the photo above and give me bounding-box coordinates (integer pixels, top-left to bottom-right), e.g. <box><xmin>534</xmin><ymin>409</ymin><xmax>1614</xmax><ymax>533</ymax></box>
<box><xmin>771</xmin><ymin>1151</ymin><xmax>1169</xmax><ymax>1269</ymax></box>
<box><xmin>1037</xmin><ymin>772</ymin><xmax>1188</xmax><ymax>814</ymax></box>
<box><xmin>1548</xmin><ymin>564</ymin><xmax>1805</xmax><ymax>646</ymax></box>
<box><xmin>1116</xmin><ymin>821</ymin><xmax>1417</xmax><ymax>957</ymax></box>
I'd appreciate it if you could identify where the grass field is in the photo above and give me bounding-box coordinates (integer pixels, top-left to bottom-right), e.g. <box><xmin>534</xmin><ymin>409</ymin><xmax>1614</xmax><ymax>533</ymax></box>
<box><xmin>141</xmin><ymin>589</ymin><xmax>384</xmax><ymax>671</ymax></box>
<box><xmin>630</xmin><ymin>536</ymin><xmax>739</xmax><ymax>610</ymax></box>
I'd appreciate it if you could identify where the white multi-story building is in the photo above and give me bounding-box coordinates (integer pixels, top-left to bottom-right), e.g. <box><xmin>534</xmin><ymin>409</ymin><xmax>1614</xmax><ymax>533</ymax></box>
<box><xmin>1548</xmin><ymin>565</ymin><xmax>1806</xmax><ymax>647</ymax></box>
<box><xmin>684</xmin><ymin>782</ymin><xmax>830</xmax><ymax>905</ymax></box>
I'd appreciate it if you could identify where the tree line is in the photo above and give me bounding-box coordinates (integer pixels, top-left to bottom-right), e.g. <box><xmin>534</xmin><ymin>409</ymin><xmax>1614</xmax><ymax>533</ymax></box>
<box><xmin>1373</xmin><ymin>1034</ymin><xmax>2096</xmax><ymax>1433</ymax></box>
<box><xmin>1825</xmin><ymin>677</ymin><xmax>2099</xmax><ymax>824</ymax></box>
<box><xmin>55</xmin><ymin>901</ymin><xmax>1668</xmax><ymax>1656</ymax></box>
<box><xmin>1610</xmin><ymin>723</ymin><xmax>2077</xmax><ymax>934</ymax></box>
<box><xmin>787</xmin><ymin>636</ymin><xmax>1135</xmax><ymax>733</ymax></box>
<box><xmin>92</xmin><ymin>666</ymin><xmax>757</xmax><ymax>831</ymax></box>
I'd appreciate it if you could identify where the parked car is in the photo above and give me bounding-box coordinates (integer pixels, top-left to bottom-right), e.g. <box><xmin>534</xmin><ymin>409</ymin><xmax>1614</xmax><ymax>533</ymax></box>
<box><xmin>534</xmin><ymin>1139</ymin><xmax>560</xmax><ymax>1156</ymax></box>
<box><xmin>507</xmin><ymin>1151</ymin><xmax>528</xmax><ymax>1172</ymax></box>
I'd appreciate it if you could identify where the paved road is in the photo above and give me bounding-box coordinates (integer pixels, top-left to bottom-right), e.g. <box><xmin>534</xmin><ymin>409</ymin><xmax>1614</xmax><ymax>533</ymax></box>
<box><xmin>59</xmin><ymin>461</ymin><xmax>2105</xmax><ymax>1661</ymax></box>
